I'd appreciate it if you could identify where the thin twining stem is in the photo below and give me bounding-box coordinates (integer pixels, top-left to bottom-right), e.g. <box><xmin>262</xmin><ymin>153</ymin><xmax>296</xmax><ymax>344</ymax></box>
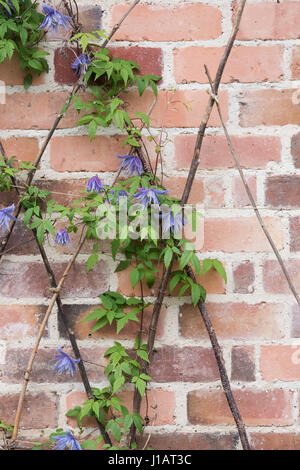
<box><xmin>204</xmin><ymin>64</ymin><xmax>300</xmax><ymax>307</ymax></box>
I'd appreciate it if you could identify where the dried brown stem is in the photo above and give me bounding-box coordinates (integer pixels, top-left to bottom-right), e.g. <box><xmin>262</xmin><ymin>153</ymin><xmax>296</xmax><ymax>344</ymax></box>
<box><xmin>129</xmin><ymin>0</ymin><xmax>249</xmax><ymax>449</ymax></box>
<box><xmin>11</xmin><ymin>233</ymin><xmax>86</xmax><ymax>441</ymax></box>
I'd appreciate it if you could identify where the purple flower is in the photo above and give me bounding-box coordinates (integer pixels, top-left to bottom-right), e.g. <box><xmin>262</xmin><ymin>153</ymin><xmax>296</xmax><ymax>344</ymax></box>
<box><xmin>0</xmin><ymin>0</ymin><xmax>22</xmax><ymax>16</ymax></box>
<box><xmin>87</xmin><ymin>175</ymin><xmax>104</xmax><ymax>194</ymax></box>
<box><xmin>54</xmin><ymin>229</ymin><xmax>70</xmax><ymax>246</ymax></box>
<box><xmin>117</xmin><ymin>154</ymin><xmax>143</xmax><ymax>176</ymax></box>
<box><xmin>108</xmin><ymin>189</ymin><xmax>128</xmax><ymax>203</ymax></box>
<box><xmin>52</xmin><ymin>430</ymin><xmax>82</xmax><ymax>451</ymax></box>
<box><xmin>71</xmin><ymin>53</ymin><xmax>90</xmax><ymax>75</ymax></box>
<box><xmin>39</xmin><ymin>2</ymin><xmax>72</xmax><ymax>36</ymax></box>
<box><xmin>53</xmin><ymin>347</ymin><xmax>80</xmax><ymax>376</ymax></box>
<box><xmin>161</xmin><ymin>210</ymin><xmax>184</xmax><ymax>235</ymax></box>
<box><xmin>133</xmin><ymin>188</ymin><xmax>168</xmax><ymax>208</ymax></box>
<box><xmin>0</xmin><ymin>204</ymin><xmax>19</xmax><ymax>235</ymax></box>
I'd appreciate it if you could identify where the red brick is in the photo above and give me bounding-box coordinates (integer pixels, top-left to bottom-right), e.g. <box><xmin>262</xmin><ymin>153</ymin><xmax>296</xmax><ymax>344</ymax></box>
<box><xmin>0</xmin><ymin>392</ymin><xmax>58</xmax><ymax>429</ymax></box>
<box><xmin>266</xmin><ymin>176</ymin><xmax>300</xmax><ymax>208</ymax></box>
<box><xmin>188</xmin><ymin>388</ymin><xmax>293</xmax><ymax>426</ymax></box>
<box><xmin>179</xmin><ymin>302</ymin><xmax>285</xmax><ymax>340</ymax></box>
<box><xmin>174</xmin><ymin>46</ymin><xmax>283</xmax><ymax>84</ymax></box>
<box><xmin>138</xmin><ymin>432</ymin><xmax>238</xmax><ymax>450</ymax></box>
<box><xmin>57</xmin><ymin>304</ymin><xmax>166</xmax><ymax>341</ymax></box>
<box><xmin>291</xmin><ymin>47</ymin><xmax>300</xmax><ymax>79</ymax></box>
<box><xmin>66</xmin><ymin>388</ymin><xmax>175</xmax><ymax>427</ymax></box>
<box><xmin>291</xmin><ymin>132</ymin><xmax>300</xmax><ymax>168</ymax></box>
<box><xmin>51</xmin><ymin>135</ymin><xmax>125</xmax><ymax>172</ymax></box>
<box><xmin>5</xmin><ymin>223</ymin><xmax>39</xmax><ymax>255</ymax></box>
<box><xmin>124</xmin><ymin>89</ymin><xmax>228</xmax><ymax>128</ymax></box>
<box><xmin>232</xmin><ymin>174</ymin><xmax>257</xmax><ymax>207</ymax></box>
<box><xmin>233</xmin><ymin>261</ymin><xmax>255</xmax><ymax>294</ymax></box>
<box><xmin>0</xmin><ymin>305</ymin><xmax>47</xmax><ymax>340</ymax></box>
<box><xmin>149</xmin><ymin>346</ymin><xmax>219</xmax><ymax>383</ymax></box>
<box><xmin>250</xmin><ymin>433</ymin><xmax>300</xmax><ymax>450</ymax></box>
<box><xmin>290</xmin><ymin>217</ymin><xmax>300</xmax><ymax>251</ymax></box>
<box><xmin>164</xmin><ymin>175</ymin><xmax>204</xmax><ymax>204</ymax></box>
<box><xmin>204</xmin><ymin>177</ymin><xmax>225</xmax><ymax>208</ymax></box>
<box><xmin>0</xmin><ymin>137</ymin><xmax>39</xmax><ymax>163</ymax></box>
<box><xmin>36</xmin><ymin>178</ymin><xmax>87</xmax><ymax>206</ymax></box>
<box><xmin>109</xmin><ymin>47</ymin><xmax>163</xmax><ymax>78</ymax></box>
<box><xmin>236</xmin><ymin>2</ymin><xmax>300</xmax><ymax>40</ymax></box>
<box><xmin>0</xmin><ymin>91</ymin><xmax>93</xmax><ymax>130</ymax></box>
<box><xmin>0</xmin><ymin>54</ymin><xmax>45</xmax><ymax>86</ymax></box>
<box><xmin>54</xmin><ymin>47</ymin><xmax>79</xmax><ymax>85</ymax></box>
<box><xmin>111</xmin><ymin>3</ymin><xmax>222</xmax><ymax>41</ymax></box>
<box><xmin>0</xmin><ymin>261</ymin><xmax>109</xmax><ymax>298</ymax></box>
<box><xmin>202</xmin><ymin>217</ymin><xmax>282</xmax><ymax>253</ymax></box>
<box><xmin>1</xmin><ymin>347</ymin><xmax>105</xmax><ymax>384</ymax></box>
<box><xmin>174</xmin><ymin>135</ymin><xmax>281</xmax><ymax>170</ymax></box>
<box><xmin>260</xmin><ymin>346</ymin><xmax>300</xmax><ymax>381</ymax></box>
<box><xmin>239</xmin><ymin>90</ymin><xmax>300</xmax><ymax>127</ymax></box>
<box><xmin>263</xmin><ymin>259</ymin><xmax>300</xmax><ymax>294</ymax></box>
<box><xmin>231</xmin><ymin>346</ymin><xmax>255</xmax><ymax>382</ymax></box>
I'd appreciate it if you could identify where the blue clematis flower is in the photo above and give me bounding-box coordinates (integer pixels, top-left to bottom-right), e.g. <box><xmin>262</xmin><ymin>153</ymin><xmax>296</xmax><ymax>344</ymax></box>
<box><xmin>39</xmin><ymin>2</ymin><xmax>72</xmax><ymax>36</ymax></box>
<box><xmin>52</xmin><ymin>430</ymin><xmax>82</xmax><ymax>451</ymax></box>
<box><xmin>0</xmin><ymin>204</ymin><xmax>19</xmax><ymax>235</ymax></box>
<box><xmin>161</xmin><ymin>210</ymin><xmax>185</xmax><ymax>235</ymax></box>
<box><xmin>108</xmin><ymin>189</ymin><xmax>128</xmax><ymax>203</ymax></box>
<box><xmin>133</xmin><ymin>188</ymin><xmax>168</xmax><ymax>208</ymax></box>
<box><xmin>86</xmin><ymin>175</ymin><xmax>104</xmax><ymax>194</ymax></box>
<box><xmin>54</xmin><ymin>229</ymin><xmax>70</xmax><ymax>246</ymax></box>
<box><xmin>71</xmin><ymin>53</ymin><xmax>90</xmax><ymax>75</ymax></box>
<box><xmin>117</xmin><ymin>154</ymin><xmax>143</xmax><ymax>176</ymax></box>
<box><xmin>53</xmin><ymin>347</ymin><xmax>80</xmax><ymax>376</ymax></box>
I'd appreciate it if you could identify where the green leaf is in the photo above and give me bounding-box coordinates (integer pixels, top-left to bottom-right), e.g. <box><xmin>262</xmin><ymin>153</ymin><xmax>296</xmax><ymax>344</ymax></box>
<box><xmin>212</xmin><ymin>259</ymin><xmax>227</xmax><ymax>283</ymax></box>
<box><xmin>88</xmin><ymin>120</ymin><xmax>98</xmax><ymax>141</ymax></box>
<box><xmin>191</xmin><ymin>253</ymin><xmax>201</xmax><ymax>276</ymax></box>
<box><xmin>164</xmin><ymin>246</ymin><xmax>173</xmax><ymax>269</ymax></box>
<box><xmin>191</xmin><ymin>283</ymin><xmax>201</xmax><ymax>307</ymax></box>
<box><xmin>86</xmin><ymin>253</ymin><xmax>98</xmax><ymax>274</ymax></box>
<box><xmin>115</xmin><ymin>260</ymin><xmax>130</xmax><ymax>272</ymax></box>
<box><xmin>36</xmin><ymin>223</ymin><xmax>45</xmax><ymax>245</ymax></box>
<box><xmin>145</xmin><ymin>271</ymin><xmax>155</xmax><ymax>289</ymax></box>
<box><xmin>136</xmin><ymin>349</ymin><xmax>149</xmax><ymax>363</ymax></box>
<box><xmin>135</xmin><ymin>378</ymin><xmax>146</xmax><ymax>397</ymax></box>
<box><xmin>179</xmin><ymin>249</ymin><xmax>192</xmax><ymax>269</ymax></box>
<box><xmin>202</xmin><ymin>258</ymin><xmax>213</xmax><ymax>275</ymax></box>
<box><xmin>132</xmin><ymin>413</ymin><xmax>143</xmax><ymax>435</ymax></box>
<box><xmin>130</xmin><ymin>267</ymin><xmax>140</xmax><ymax>289</ymax></box>
<box><xmin>123</xmin><ymin>413</ymin><xmax>133</xmax><ymax>432</ymax></box>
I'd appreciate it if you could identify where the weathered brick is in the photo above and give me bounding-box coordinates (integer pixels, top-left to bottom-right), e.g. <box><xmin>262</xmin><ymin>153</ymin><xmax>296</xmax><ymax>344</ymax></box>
<box><xmin>236</xmin><ymin>2</ymin><xmax>300</xmax><ymax>40</ymax></box>
<box><xmin>1</xmin><ymin>347</ymin><xmax>105</xmax><ymax>383</ymax></box>
<box><xmin>204</xmin><ymin>177</ymin><xmax>225</xmax><ymax>208</ymax></box>
<box><xmin>179</xmin><ymin>302</ymin><xmax>285</xmax><ymax>340</ymax></box>
<box><xmin>291</xmin><ymin>305</ymin><xmax>300</xmax><ymax>338</ymax></box>
<box><xmin>290</xmin><ymin>217</ymin><xmax>300</xmax><ymax>252</ymax></box>
<box><xmin>174</xmin><ymin>46</ymin><xmax>283</xmax><ymax>84</ymax></box>
<box><xmin>291</xmin><ymin>47</ymin><xmax>300</xmax><ymax>80</ymax></box>
<box><xmin>233</xmin><ymin>261</ymin><xmax>255</xmax><ymax>294</ymax></box>
<box><xmin>124</xmin><ymin>89</ymin><xmax>228</xmax><ymax>128</ymax></box>
<box><xmin>0</xmin><ymin>392</ymin><xmax>58</xmax><ymax>429</ymax></box>
<box><xmin>0</xmin><ymin>261</ymin><xmax>109</xmax><ymax>298</ymax></box>
<box><xmin>149</xmin><ymin>346</ymin><xmax>219</xmax><ymax>383</ymax></box>
<box><xmin>250</xmin><ymin>433</ymin><xmax>300</xmax><ymax>450</ymax></box>
<box><xmin>232</xmin><ymin>175</ymin><xmax>257</xmax><ymax>208</ymax></box>
<box><xmin>291</xmin><ymin>132</ymin><xmax>300</xmax><ymax>168</ymax></box>
<box><xmin>5</xmin><ymin>223</ymin><xmax>39</xmax><ymax>255</ymax></box>
<box><xmin>174</xmin><ymin>135</ymin><xmax>281</xmax><ymax>170</ymax></box>
<box><xmin>187</xmin><ymin>388</ymin><xmax>293</xmax><ymax>426</ymax></box>
<box><xmin>260</xmin><ymin>346</ymin><xmax>300</xmax><ymax>381</ymax></box>
<box><xmin>202</xmin><ymin>217</ymin><xmax>282</xmax><ymax>253</ymax></box>
<box><xmin>231</xmin><ymin>346</ymin><xmax>255</xmax><ymax>382</ymax></box>
<box><xmin>111</xmin><ymin>3</ymin><xmax>222</xmax><ymax>41</ymax></box>
<box><xmin>266</xmin><ymin>176</ymin><xmax>300</xmax><ymax>208</ymax></box>
<box><xmin>164</xmin><ymin>175</ymin><xmax>204</xmax><ymax>204</ymax></box>
<box><xmin>58</xmin><ymin>304</ymin><xmax>166</xmax><ymax>341</ymax></box>
<box><xmin>239</xmin><ymin>90</ymin><xmax>300</xmax><ymax>127</ymax></box>
<box><xmin>263</xmin><ymin>259</ymin><xmax>300</xmax><ymax>294</ymax></box>
<box><xmin>0</xmin><ymin>137</ymin><xmax>39</xmax><ymax>163</ymax></box>
<box><xmin>66</xmin><ymin>388</ymin><xmax>175</xmax><ymax>427</ymax></box>
<box><xmin>137</xmin><ymin>432</ymin><xmax>238</xmax><ymax>451</ymax></box>
<box><xmin>0</xmin><ymin>305</ymin><xmax>47</xmax><ymax>340</ymax></box>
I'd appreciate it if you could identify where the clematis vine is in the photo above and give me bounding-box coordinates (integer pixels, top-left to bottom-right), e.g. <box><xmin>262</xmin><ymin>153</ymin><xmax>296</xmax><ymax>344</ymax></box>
<box><xmin>0</xmin><ymin>204</ymin><xmax>19</xmax><ymax>235</ymax></box>
<box><xmin>39</xmin><ymin>2</ymin><xmax>72</xmax><ymax>36</ymax></box>
<box><xmin>52</xmin><ymin>430</ymin><xmax>82</xmax><ymax>451</ymax></box>
<box><xmin>117</xmin><ymin>154</ymin><xmax>143</xmax><ymax>176</ymax></box>
<box><xmin>53</xmin><ymin>347</ymin><xmax>80</xmax><ymax>376</ymax></box>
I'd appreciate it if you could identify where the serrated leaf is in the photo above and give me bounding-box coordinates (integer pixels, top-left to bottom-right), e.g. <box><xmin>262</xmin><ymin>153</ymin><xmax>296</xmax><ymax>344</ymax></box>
<box><xmin>86</xmin><ymin>253</ymin><xmax>98</xmax><ymax>274</ymax></box>
<box><xmin>212</xmin><ymin>259</ymin><xmax>227</xmax><ymax>283</ymax></box>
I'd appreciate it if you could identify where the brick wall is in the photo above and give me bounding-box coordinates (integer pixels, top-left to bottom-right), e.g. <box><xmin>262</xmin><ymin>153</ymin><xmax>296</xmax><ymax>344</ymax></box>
<box><xmin>1</xmin><ymin>0</ymin><xmax>300</xmax><ymax>450</ymax></box>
